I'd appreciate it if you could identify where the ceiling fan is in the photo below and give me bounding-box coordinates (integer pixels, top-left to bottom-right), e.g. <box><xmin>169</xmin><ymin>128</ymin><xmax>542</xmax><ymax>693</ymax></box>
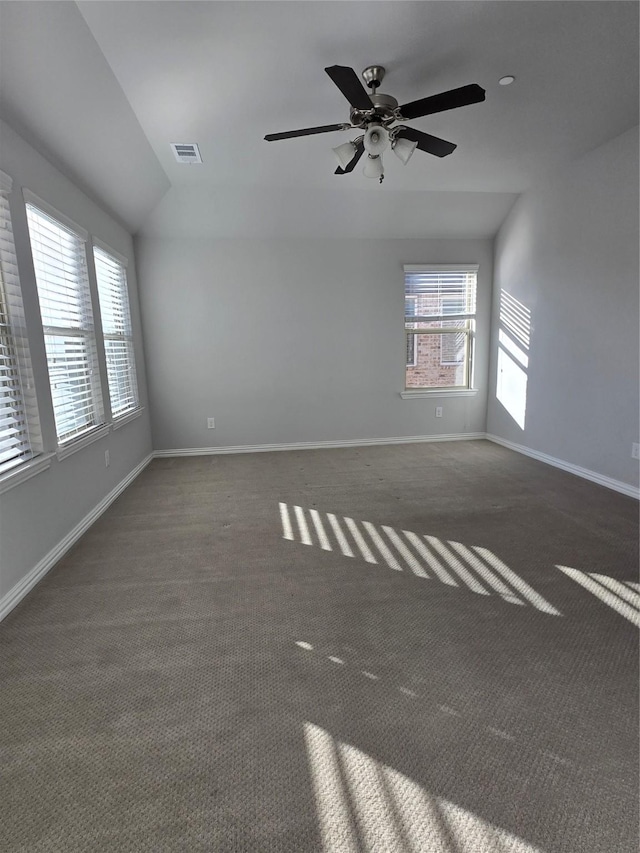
<box><xmin>264</xmin><ymin>65</ymin><xmax>485</xmax><ymax>183</ymax></box>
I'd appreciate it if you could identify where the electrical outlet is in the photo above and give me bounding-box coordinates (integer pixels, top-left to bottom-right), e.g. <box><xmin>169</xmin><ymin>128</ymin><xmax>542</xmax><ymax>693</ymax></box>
<box><xmin>435</xmin><ymin>407</ymin><xmax>443</xmax><ymax>418</ymax></box>
<box><xmin>207</xmin><ymin>417</ymin><xmax>215</xmax><ymax>429</ymax></box>
<box><xmin>632</xmin><ymin>443</ymin><xmax>640</xmax><ymax>460</ymax></box>
<box><xmin>104</xmin><ymin>449</ymin><xmax>110</xmax><ymax>467</ymax></box>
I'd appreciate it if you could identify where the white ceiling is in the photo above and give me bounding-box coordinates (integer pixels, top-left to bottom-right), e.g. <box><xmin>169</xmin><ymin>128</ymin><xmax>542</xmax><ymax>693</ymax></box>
<box><xmin>1</xmin><ymin>1</ymin><xmax>637</xmax><ymax>237</ymax></box>
<box><xmin>0</xmin><ymin>1</ymin><xmax>169</xmax><ymax>232</ymax></box>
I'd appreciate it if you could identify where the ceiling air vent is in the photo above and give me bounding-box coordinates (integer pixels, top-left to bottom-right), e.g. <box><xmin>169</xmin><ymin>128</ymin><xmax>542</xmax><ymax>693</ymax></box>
<box><xmin>170</xmin><ymin>143</ymin><xmax>202</xmax><ymax>164</ymax></box>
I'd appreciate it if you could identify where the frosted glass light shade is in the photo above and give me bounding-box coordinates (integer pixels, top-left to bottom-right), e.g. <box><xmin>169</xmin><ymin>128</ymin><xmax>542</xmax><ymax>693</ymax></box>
<box><xmin>363</xmin><ymin>155</ymin><xmax>384</xmax><ymax>179</ymax></box>
<box><xmin>332</xmin><ymin>141</ymin><xmax>356</xmax><ymax>170</ymax></box>
<box><xmin>393</xmin><ymin>137</ymin><xmax>418</xmax><ymax>165</ymax></box>
<box><xmin>363</xmin><ymin>125</ymin><xmax>390</xmax><ymax>155</ymax></box>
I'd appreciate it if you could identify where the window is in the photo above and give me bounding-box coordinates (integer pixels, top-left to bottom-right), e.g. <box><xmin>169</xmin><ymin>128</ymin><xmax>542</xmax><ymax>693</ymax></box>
<box><xmin>93</xmin><ymin>243</ymin><xmax>139</xmax><ymax>418</ymax></box>
<box><xmin>404</xmin><ymin>265</ymin><xmax>478</xmax><ymax>390</ymax></box>
<box><xmin>0</xmin><ymin>173</ymin><xmax>40</xmax><ymax>475</ymax></box>
<box><xmin>440</xmin><ymin>295</ymin><xmax>467</xmax><ymax>365</ymax></box>
<box><xmin>405</xmin><ymin>296</ymin><xmax>417</xmax><ymax>367</ymax></box>
<box><xmin>25</xmin><ymin>196</ymin><xmax>105</xmax><ymax>445</ymax></box>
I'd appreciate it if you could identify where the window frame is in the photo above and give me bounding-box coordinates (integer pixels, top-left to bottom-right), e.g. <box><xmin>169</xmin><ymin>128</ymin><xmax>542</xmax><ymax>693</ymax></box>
<box><xmin>439</xmin><ymin>294</ymin><xmax>468</xmax><ymax>368</ymax></box>
<box><xmin>0</xmin><ymin>171</ymin><xmax>43</xmax><ymax>484</ymax></box>
<box><xmin>24</xmin><ymin>190</ymin><xmax>106</xmax><ymax>450</ymax></box>
<box><xmin>93</xmin><ymin>239</ymin><xmax>140</xmax><ymax>421</ymax></box>
<box><xmin>405</xmin><ymin>295</ymin><xmax>418</xmax><ymax>367</ymax></box>
<box><xmin>402</xmin><ymin>264</ymin><xmax>479</xmax><ymax>397</ymax></box>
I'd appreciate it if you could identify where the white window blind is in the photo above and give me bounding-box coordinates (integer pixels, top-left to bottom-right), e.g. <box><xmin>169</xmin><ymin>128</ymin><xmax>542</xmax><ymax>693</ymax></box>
<box><xmin>93</xmin><ymin>244</ymin><xmax>139</xmax><ymax>418</ymax></box>
<box><xmin>404</xmin><ymin>267</ymin><xmax>477</xmax><ymax>319</ymax></box>
<box><xmin>26</xmin><ymin>200</ymin><xmax>105</xmax><ymax>444</ymax></box>
<box><xmin>0</xmin><ymin>177</ymin><xmax>39</xmax><ymax>474</ymax></box>
<box><xmin>404</xmin><ymin>265</ymin><xmax>478</xmax><ymax>390</ymax></box>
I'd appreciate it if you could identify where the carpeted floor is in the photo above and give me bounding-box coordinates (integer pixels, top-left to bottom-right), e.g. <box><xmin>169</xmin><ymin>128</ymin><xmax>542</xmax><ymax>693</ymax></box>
<box><xmin>1</xmin><ymin>439</ymin><xmax>638</xmax><ymax>852</ymax></box>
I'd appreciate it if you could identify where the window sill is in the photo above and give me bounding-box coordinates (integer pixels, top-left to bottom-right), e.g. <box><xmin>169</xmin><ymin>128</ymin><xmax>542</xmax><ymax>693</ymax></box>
<box><xmin>57</xmin><ymin>424</ymin><xmax>110</xmax><ymax>461</ymax></box>
<box><xmin>0</xmin><ymin>453</ymin><xmax>55</xmax><ymax>495</ymax></box>
<box><xmin>400</xmin><ymin>388</ymin><xmax>479</xmax><ymax>400</ymax></box>
<box><xmin>111</xmin><ymin>406</ymin><xmax>144</xmax><ymax>430</ymax></box>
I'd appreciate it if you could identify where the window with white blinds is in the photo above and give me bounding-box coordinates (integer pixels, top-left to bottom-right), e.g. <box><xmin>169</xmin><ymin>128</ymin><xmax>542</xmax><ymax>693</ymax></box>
<box><xmin>405</xmin><ymin>295</ymin><xmax>418</xmax><ymax>366</ymax></box>
<box><xmin>93</xmin><ymin>244</ymin><xmax>139</xmax><ymax>418</ymax></box>
<box><xmin>404</xmin><ymin>265</ymin><xmax>478</xmax><ymax>390</ymax></box>
<box><xmin>0</xmin><ymin>175</ymin><xmax>39</xmax><ymax>475</ymax></box>
<box><xmin>26</xmin><ymin>199</ymin><xmax>105</xmax><ymax>444</ymax></box>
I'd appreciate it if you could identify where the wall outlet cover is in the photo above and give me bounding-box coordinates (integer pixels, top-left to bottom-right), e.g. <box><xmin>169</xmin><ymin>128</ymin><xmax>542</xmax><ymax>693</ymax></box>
<box><xmin>207</xmin><ymin>418</ymin><xmax>215</xmax><ymax>429</ymax></box>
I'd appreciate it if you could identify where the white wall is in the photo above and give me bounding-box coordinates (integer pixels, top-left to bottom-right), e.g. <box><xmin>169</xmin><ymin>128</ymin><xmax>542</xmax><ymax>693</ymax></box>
<box><xmin>135</xmin><ymin>236</ymin><xmax>493</xmax><ymax>451</ymax></box>
<box><xmin>0</xmin><ymin>120</ymin><xmax>152</xmax><ymax>604</ymax></box>
<box><xmin>487</xmin><ymin>125</ymin><xmax>639</xmax><ymax>488</ymax></box>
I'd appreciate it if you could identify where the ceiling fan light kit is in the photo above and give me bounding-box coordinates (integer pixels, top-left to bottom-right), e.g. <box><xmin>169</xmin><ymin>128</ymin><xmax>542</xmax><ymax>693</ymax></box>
<box><xmin>332</xmin><ymin>140</ymin><xmax>358</xmax><ymax>170</ymax></box>
<box><xmin>264</xmin><ymin>64</ymin><xmax>486</xmax><ymax>184</ymax></box>
<box><xmin>392</xmin><ymin>135</ymin><xmax>418</xmax><ymax>165</ymax></box>
<box><xmin>363</xmin><ymin>154</ymin><xmax>384</xmax><ymax>180</ymax></box>
<box><xmin>363</xmin><ymin>125</ymin><xmax>390</xmax><ymax>155</ymax></box>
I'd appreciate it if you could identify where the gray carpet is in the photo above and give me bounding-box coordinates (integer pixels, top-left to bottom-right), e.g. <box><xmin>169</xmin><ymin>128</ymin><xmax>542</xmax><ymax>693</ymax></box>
<box><xmin>1</xmin><ymin>439</ymin><xmax>638</xmax><ymax>852</ymax></box>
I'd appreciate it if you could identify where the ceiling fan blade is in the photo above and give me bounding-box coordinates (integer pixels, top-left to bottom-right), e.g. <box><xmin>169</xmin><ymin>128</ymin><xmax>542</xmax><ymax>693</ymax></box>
<box><xmin>395</xmin><ymin>127</ymin><xmax>457</xmax><ymax>158</ymax></box>
<box><xmin>265</xmin><ymin>123</ymin><xmax>348</xmax><ymax>141</ymax></box>
<box><xmin>325</xmin><ymin>65</ymin><xmax>373</xmax><ymax>111</ymax></box>
<box><xmin>399</xmin><ymin>83</ymin><xmax>485</xmax><ymax>120</ymax></box>
<box><xmin>335</xmin><ymin>140</ymin><xmax>365</xmax><ymax>174</ymax></box>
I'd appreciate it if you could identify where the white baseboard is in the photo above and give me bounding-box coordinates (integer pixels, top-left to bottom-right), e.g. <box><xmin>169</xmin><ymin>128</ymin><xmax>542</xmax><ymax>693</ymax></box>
<box><xmin>153</xmin><ymin>432</ymin><xmax>487</xmax><ymax>458</ymax></box>
<box><xmin>486</xmin><ymin>434</ymin><xmax>640</xmax><ymax>499</ymax></box>
<box><xmin>0</xmin><ymin>453</ymin><xmax>154</xmax><ymax>622</ymax></box>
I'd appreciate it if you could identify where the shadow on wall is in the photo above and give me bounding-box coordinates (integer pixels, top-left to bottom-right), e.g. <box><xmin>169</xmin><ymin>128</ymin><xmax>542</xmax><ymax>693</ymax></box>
<box><xmin>496</xmin><ymin>289</ymin><xmax>531</xmax><ymax>430</ymax></box>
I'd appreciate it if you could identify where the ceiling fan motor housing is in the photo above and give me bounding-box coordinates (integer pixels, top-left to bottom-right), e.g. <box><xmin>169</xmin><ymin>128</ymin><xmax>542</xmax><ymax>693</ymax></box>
<box><xmin>350</xmin><ymin>93</ymin><xmax>399</xmax><ymax>128</ymax></box>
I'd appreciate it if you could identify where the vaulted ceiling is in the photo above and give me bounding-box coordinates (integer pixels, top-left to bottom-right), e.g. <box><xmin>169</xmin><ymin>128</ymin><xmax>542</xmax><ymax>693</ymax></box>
<box><xmin>0</xmin><ymin>1</ymin><xmax>637</xmax><ymax>237</ymax></box>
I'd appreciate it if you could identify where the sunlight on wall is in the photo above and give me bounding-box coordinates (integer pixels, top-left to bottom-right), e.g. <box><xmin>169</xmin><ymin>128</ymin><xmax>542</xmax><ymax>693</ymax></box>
<box><xmin>557</xmin><ymin>566</ymin><xmax>639</xmax><ymax>627</ymax></box>
<box><xmin>500</xmin><ymin>289</ymin><xmax>531</xmax><ymax>350</ymax></box>
<box><xmin>279</xmin><ymin>502</ymin><xmax>561</xmax><ymax>616</ymax></box>
<box><xmin>496</xmin><ymin>343</ymin><xmax>528</xmax><ymax>430</ymax></box>
<box><xmin>304</xmin><ymin>722</ymin><xmax>545</xmax><ymax>853</ymax></box>
<box><xmin>496</xmin><ymin>290</ymin><xmax>531</xmax><ymax>430</ymax></box>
